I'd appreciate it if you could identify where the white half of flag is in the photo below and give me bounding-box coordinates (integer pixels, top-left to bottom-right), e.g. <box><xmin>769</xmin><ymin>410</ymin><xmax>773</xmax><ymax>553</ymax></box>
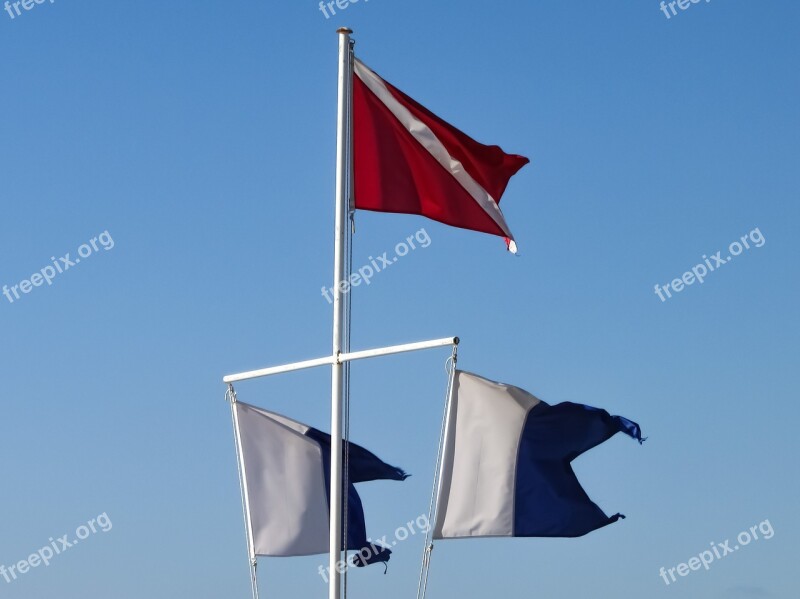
<box><xmin>433</xmin><ymin>370</ymin><xmax>541</xmax><ymax>539</ymax></box>
<box><xmin>235</xmin><ymin>401</ymin><xmax>330</xmax><ymax>557</ymax></box>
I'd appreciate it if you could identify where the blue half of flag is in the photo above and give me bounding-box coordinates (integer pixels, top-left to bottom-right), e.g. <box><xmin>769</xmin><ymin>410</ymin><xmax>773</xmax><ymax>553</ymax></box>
<box><xmin>306</xmin><ymin>427</ymin><xmax>408</xmax><ymax>565</ymax></box>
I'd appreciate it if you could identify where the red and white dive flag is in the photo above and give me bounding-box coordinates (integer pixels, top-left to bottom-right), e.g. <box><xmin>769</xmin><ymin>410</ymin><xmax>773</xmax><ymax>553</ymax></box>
<box><xmin>353</xmin><ymin>59</ymin><xmax>529</xmax><ymax>252</ymax></box>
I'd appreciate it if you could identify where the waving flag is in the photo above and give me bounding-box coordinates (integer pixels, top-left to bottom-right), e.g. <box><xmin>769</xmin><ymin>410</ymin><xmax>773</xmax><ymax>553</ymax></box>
<box><xmin>235</xmin><ymin>401</ymin><xmax>407</xmax><ymax>565</ymax></box>
<box><xmin>353</xmin><ymin>59</ymin><xmax>529</xmax><ymax>251</ymax></box>
<box><xmin>433</xmin><ymin>371</ymin><xmax>643</xmax><ymax>539</ymax></box>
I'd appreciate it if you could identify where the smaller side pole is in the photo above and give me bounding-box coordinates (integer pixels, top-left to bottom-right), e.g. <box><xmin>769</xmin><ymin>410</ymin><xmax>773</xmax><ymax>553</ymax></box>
<box><xmin>417</xmin><ymin>360</ymin><xmax>458</xmax><ymax>599</ymax></box>
<box><xmin>228</xmin><ymin>387</ymin><xmax>260</xmax><ymax>599</ymax></box>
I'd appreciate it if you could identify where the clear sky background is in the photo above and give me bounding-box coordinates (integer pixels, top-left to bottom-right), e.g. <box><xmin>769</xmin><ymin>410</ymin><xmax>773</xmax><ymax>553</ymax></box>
<box><xmin>1</xmin><ymin>1</ymin><xmax>798</xmax><ymax>598</ymax></box>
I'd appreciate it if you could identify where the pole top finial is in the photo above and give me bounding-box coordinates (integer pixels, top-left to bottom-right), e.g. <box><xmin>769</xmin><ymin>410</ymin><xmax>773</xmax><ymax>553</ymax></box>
<box><xmin>337</xmin><ymin>27</ymin><xmax>353</xmax><ymax>35</ymax></box>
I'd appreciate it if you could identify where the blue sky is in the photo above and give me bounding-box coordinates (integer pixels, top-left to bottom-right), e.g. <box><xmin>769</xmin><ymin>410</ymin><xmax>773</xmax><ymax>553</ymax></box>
<box><xmin>1</xmin><ymin>1</ymin><xmax>798</xmax><ymax>598</ymax></box>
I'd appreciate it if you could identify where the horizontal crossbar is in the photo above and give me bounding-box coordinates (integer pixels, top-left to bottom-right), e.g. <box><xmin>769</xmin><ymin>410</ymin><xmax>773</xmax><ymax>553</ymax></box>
<box><xmin>223</xmin><ymin>336</ymin><xmax>458</xmax><ymax>384</ymax></box>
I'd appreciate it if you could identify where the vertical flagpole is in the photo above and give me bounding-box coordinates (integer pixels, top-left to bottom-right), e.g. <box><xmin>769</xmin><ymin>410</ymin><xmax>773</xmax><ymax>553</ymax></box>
<box><xmin>330</xmin><ymin>26</ymin><xmax>353</xmax><ymax>599</ymax></box>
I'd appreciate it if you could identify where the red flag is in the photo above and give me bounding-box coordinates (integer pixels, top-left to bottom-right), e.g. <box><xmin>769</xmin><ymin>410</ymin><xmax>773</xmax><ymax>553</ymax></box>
<box><xmin>353</xmin><ymin>59</ymin><xmax>529</xmax><ymax>251</ymax></box>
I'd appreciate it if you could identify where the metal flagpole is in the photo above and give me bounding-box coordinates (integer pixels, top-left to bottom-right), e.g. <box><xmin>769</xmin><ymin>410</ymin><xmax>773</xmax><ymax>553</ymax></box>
<box><xmin>227</xmin><ymin>386</ymin><xmax>260</xmax><ymax>599</ymax></box>
<box><xmin>330</xmin><ymin>26</ymin><xmax>353</xmax><ymax>599</ymax></box>
<box><xmin>417</xmin><ymin>354</ymin><xmax>458</xmax><ymax>599</ymax></box>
